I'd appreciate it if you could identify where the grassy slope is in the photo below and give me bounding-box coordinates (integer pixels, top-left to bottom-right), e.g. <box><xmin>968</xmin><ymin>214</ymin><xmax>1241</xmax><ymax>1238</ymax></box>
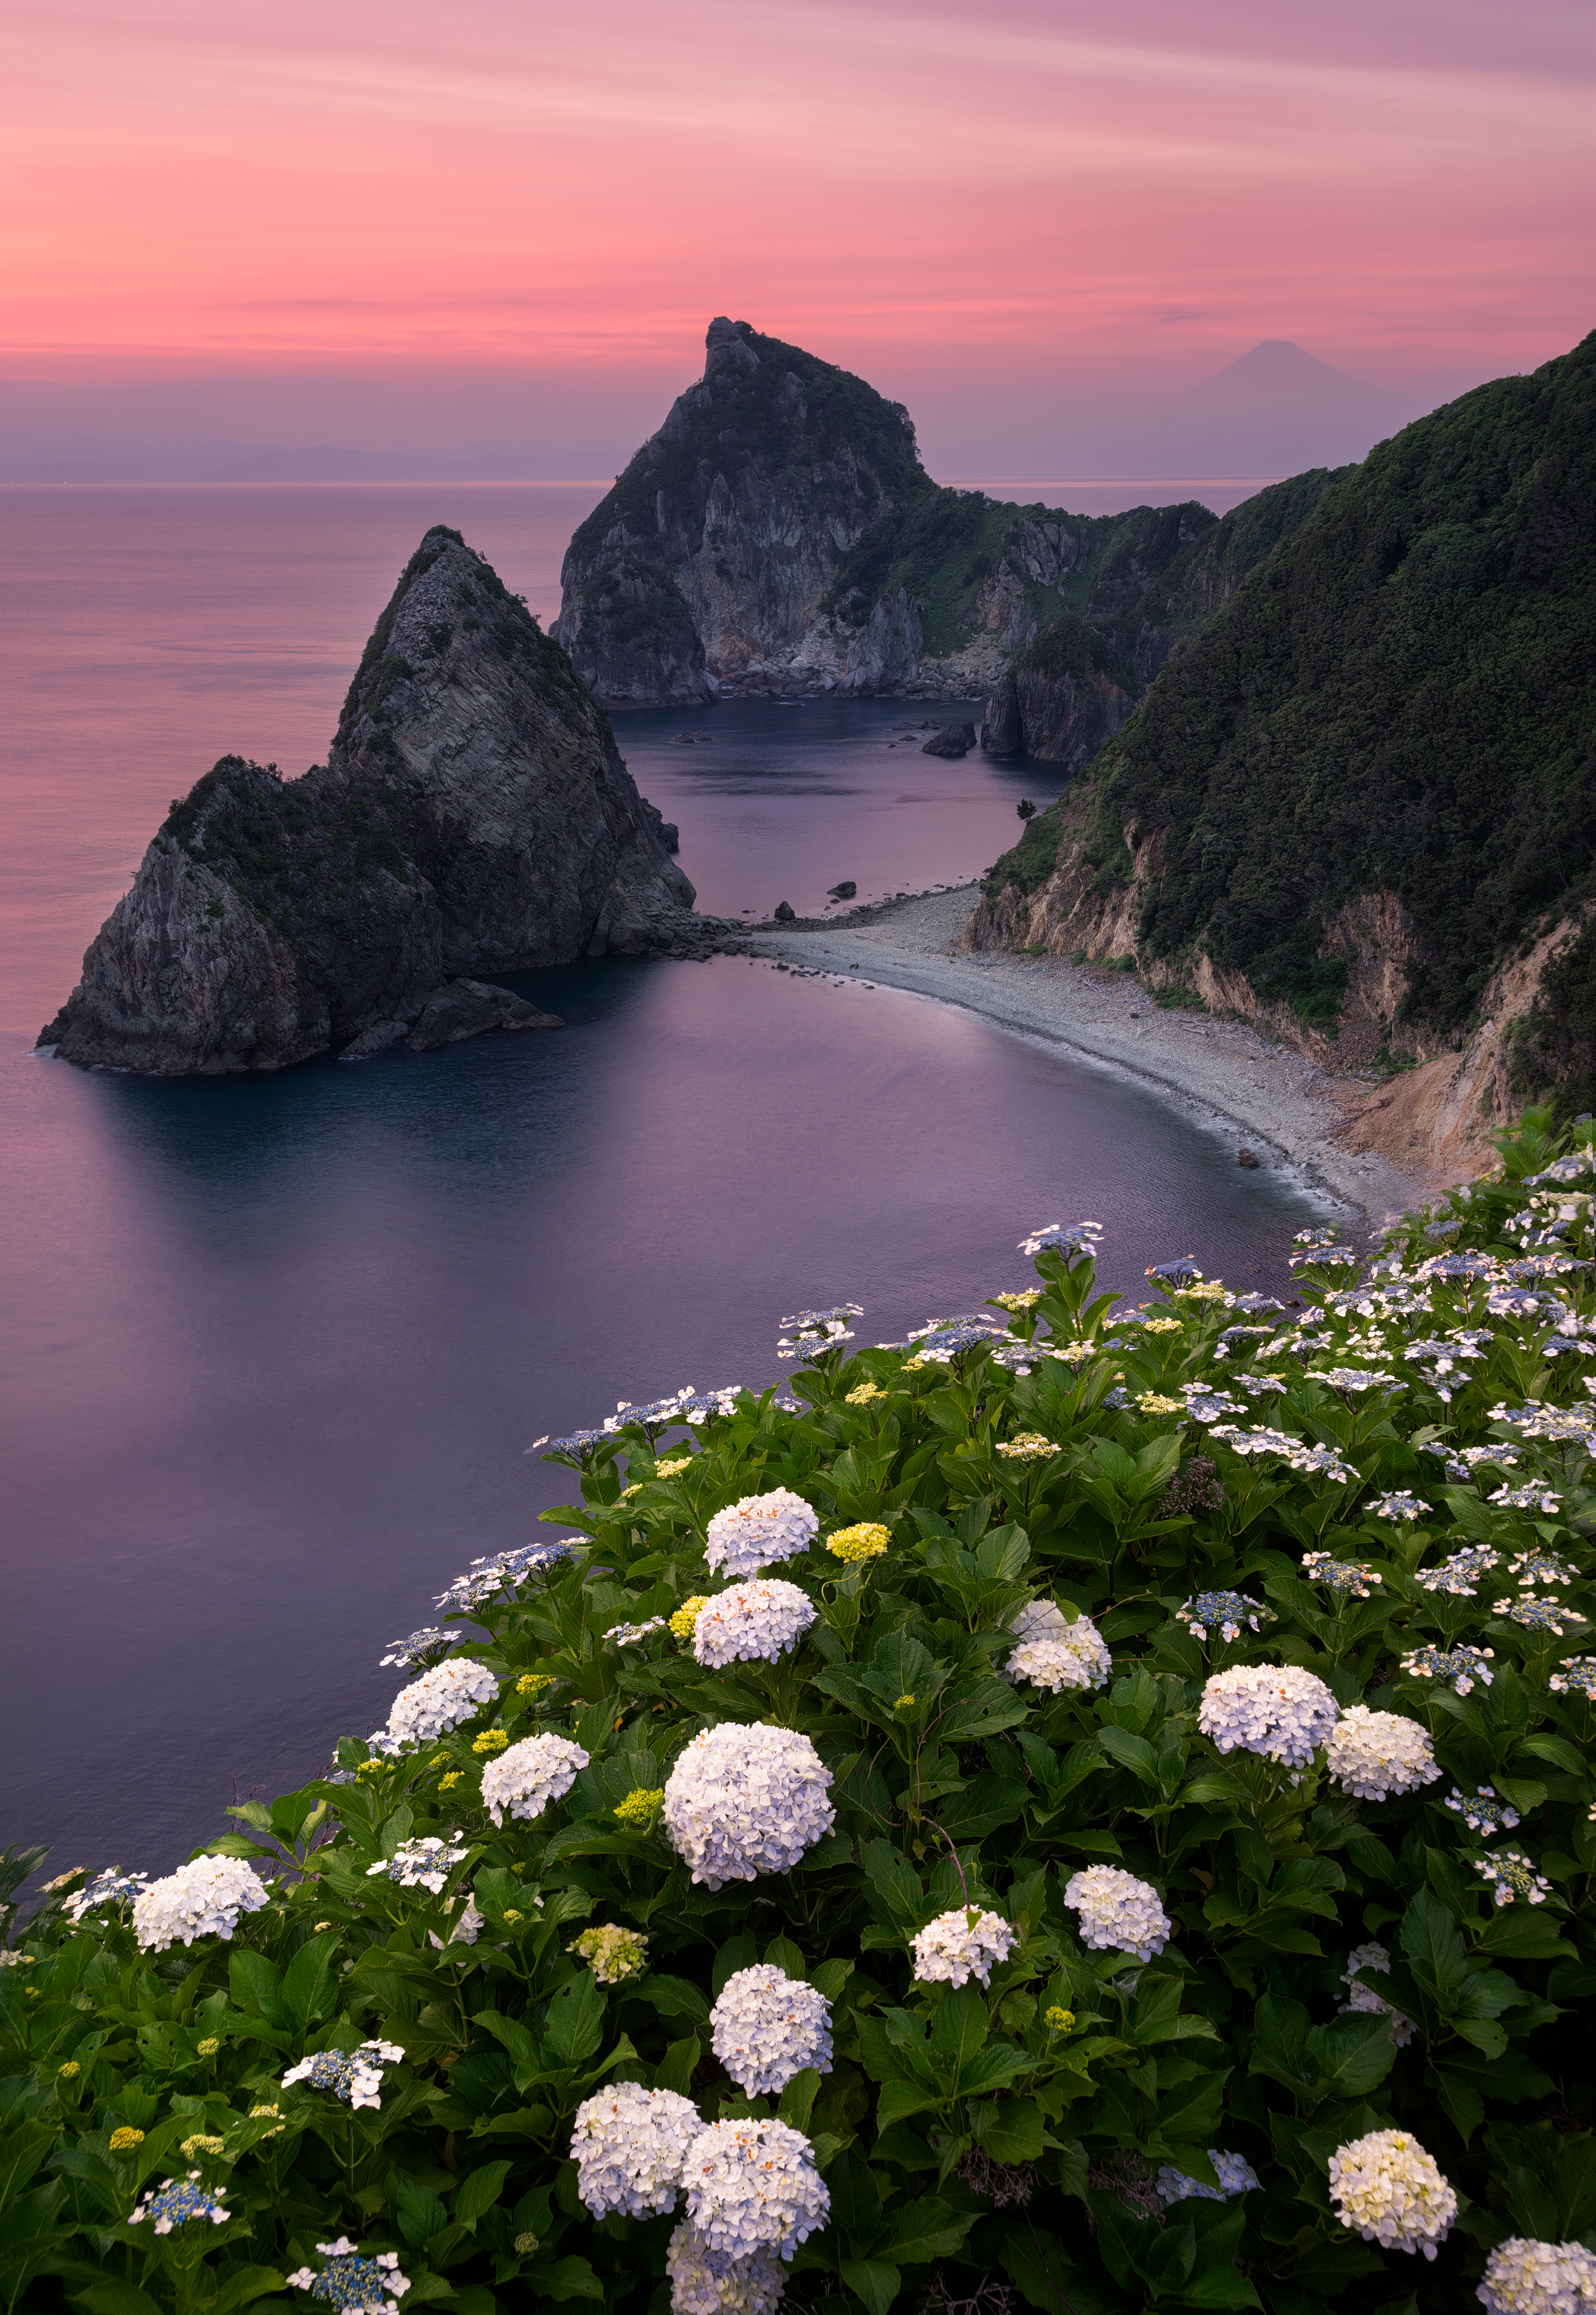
<box><xmin>987</xmin><ymin>335</ymin><xmax>1596</xmax><ymax>1036</ymax></box>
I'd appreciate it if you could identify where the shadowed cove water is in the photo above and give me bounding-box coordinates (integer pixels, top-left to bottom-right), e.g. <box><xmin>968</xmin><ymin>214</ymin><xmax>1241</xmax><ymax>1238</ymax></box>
<box><xmin>0</xmin><ymin>485</ymin><xmax>1321</xmax><ymax>1880</ymax></box>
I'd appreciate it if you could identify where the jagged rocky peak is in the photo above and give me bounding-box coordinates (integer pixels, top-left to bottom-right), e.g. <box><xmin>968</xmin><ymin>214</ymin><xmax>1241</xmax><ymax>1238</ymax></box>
<box><xmin>40</xmin><ymin>526</ymin><xmax>710</xmax><ymax>1077</ymax></box>
<box><xmin>555</xmin><ymin>317</ymin><xmax>933</xmax><ymax>705</ymax></box>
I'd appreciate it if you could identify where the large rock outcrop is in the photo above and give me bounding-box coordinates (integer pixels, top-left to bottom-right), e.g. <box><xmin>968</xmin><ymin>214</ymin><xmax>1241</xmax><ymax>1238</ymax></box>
<box><xmin>40</xmin><ymin>528</ymin><xmax>711</xmax><ymax>1075</ymax></box>
<box><xmin>555</xmin><ymin>319</ymin><xmax>1333</xmax><ymax>709</ymax></box>
<box><xmin>556</xmin><ymin>317</ymin><xmax>932</xmax><ymax>704</ymax></box>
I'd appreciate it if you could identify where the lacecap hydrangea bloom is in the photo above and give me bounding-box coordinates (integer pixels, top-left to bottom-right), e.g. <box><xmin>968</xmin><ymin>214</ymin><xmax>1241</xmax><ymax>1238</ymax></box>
<box><xmin>709</xmin><ymin>1965</ymin><xmax>832</xmax><ymax>2096</ymax></box>
<box><xmin>704</xmin><ymin>1490</ymin><xmax>818</xmax><ymax>1578</ymax></box>
<box><xmin>479</xmin><ymin>1733</ymin><xmax>589</xmax><ymax>1828</ymax></box>
<box><xmin>569</xmin><ymin>1924</ymin><xmax>649</xmax><ymax>1984</ymax></box>
<box><xmin>1198</xmin><ymin>1664</ymin><xmax>1338</xmax><ymax>1769</ymax></box>
<box><xmin>1323</xmin><ymin>1706</ymin><xmax>1441</xmax><ymax>1801</ymax></box>
<box><xmin>1549</xmin><ymin>1656</ymin><xmax>1596</xmax><ymax>1698</ymax></box>
<box><xmin>662</xmin><ymin>1723</ymin><xmax>834</xmax><ymax>1889</ymax></box>
<box><xmin>1445</xmin><ymin>1785</ymin><xmax>1520</xmax><ymax>1835</ymax></box>
<box><xmin>572</xmin><ymin>2083</ymin><xmax>703</xmax><ymax>2218</ymax></box>
<box><xmin>1402</xmin><ymin>1642</ymin><xmax>1495</xmax><ymax>1694</ymax></box>
<box><xmin>1414</xmin><ymin>1546</ymin><xmax>1500</xmax><ymax>1596</ymax></box>
<box><xmin>1476</xmin><ymin>2236</ymin><xmax>1596</xmax><ymax>2315</ymax></box>
<box><xmin>683</xmin><ymin>2119</ymin><xmax>830</xmax><ymax>2259</ymax></box>
<box><xmin>284</xmin><ymin>2238</ymin><xmax>412</xmax><ymax>2314</ymax></box>
<box><xmin>1063</xmin><ymin>1866</ymin><xmax>1172</xmax><ymax>1961</ymax></box>
<box><xmin>693</xmin><ymin>1581</ymin><xmax>816</xmax><ymax>1670</ymax></box>
<box><xmin>64</xmin><ymin>1868</ymin><xmax>150</xmax><ymax>1923</ymax></box>
<box><xmin>1177</xmin><ymin>1591</ymin><xmax>1274</xmax><ymax>1644</ymax></box>
<box><xmin>366</xmin><ymin>1834</ymin><xmax>467</xmax><ymax>1893</ymax></box>
<box><xmin>666</xmin><ymin>2220</ymin><xmax>785</xmax><ymax>2315</ymax></box>
<box><xmin>132</xmin><ymin>1857</ymin><xmax>270</xmax><ymax>1953</ymax></box>
<box><xmin>1472</xmin><ymin>1850</ymin><xmax>1553</xmax><ymax>1907</ymax></box>
<box><xmin>128</xmin><ymin>2174</ymin><xmax>231</xmax><ymax>2233</ymax></box>
<box><xmin>1006</xmin><ymin>1597</ymin><xmax>1111</xmax><ymax>1693</ymax></box>
<box><xmin>282</xmin><ymin>2041</ymin><xmax>404</xmax><ymax>2110</ymax></box>
<box><xmin>1326</xmin><ymin>2129</ymin><xmax>1457</xmax><ymax>2259</ymax></box>
<box><xmin>1301</xmin><ymin>1553</ymin><xmax>1382</xmax><ymax>1599</ymax></box>
<box><xmin>1339</xmin><ymin>1943</ymin><xmax>1417</xmax><ymax>2048</ymax></box>
<box><xmin>385</xmin><ymin>1659</ymin><xmax>499</xmax><ymax>1747</ymax></box>
<box><xmin>911</xmin><ymin>1907</ymin><xmax>1016</xmax><ymax>1989</ymax></box>
<box><xmin>1154</xmin><ymin>2151</ymin><xmax>1260</xmax><ymax>2204</ymax></box>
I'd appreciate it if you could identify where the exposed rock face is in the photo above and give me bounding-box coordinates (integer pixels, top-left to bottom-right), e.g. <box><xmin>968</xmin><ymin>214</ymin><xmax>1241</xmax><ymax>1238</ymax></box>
<box><xmin>556</xmin><ymin>323</ymin><xmax>1352</xmax><ymax>717</ymax></box>
<box><xmin>978</xmin><ymin>475</ymin><xmax>1348</xmax><ymax>762</ymax></box>
<box><xmin>922</xmin><ymin>723</ymin><xmax>977</xmax><ymax>758</ymax></box>
<box><xmin>405</xmin><ymin>979</ymin><xmax>563</xmax><ymax>1053</ymax></box>
<box><xmin>557</xmin><ymin>318</ymin><xmax>930</xmax><ymax>704</ymax></box>
<box><xmin>41</xmin><ymin>527</ymin><xmax>711</xmax><ymax>1075</ymax></box>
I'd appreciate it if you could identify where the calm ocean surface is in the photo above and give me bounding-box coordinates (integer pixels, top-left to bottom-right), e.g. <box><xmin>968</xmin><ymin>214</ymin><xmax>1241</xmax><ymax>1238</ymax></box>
<box><xmin>0</xmin><ymin>483</ymin><xmax>1317</xmax><ymax>1882</ymax></box>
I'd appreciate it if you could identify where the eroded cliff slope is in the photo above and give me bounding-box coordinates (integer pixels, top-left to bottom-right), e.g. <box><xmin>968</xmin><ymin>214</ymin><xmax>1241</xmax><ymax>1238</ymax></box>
<box><xmin>41</xmin><ymin>528</ymin><xmax>704</xmax><ymax>1074</ymax></box>
<box><xmin>970</xmin><ymin>333</ymin><xmax>1596</xmax><ymax>1155</ymax></box>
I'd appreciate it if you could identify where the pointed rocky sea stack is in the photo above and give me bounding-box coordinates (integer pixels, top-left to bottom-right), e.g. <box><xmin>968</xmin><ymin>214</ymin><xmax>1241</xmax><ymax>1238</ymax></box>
<box><xmin>40</xmin><ymin>527</ymin><xmax>707</xmax><ymax>1074</ymax></box>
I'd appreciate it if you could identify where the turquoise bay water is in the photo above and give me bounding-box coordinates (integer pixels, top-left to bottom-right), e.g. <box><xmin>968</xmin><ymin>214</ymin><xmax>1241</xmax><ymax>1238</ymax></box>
<box><xmin>0</xmin><ymin>486</ymin><xmax>1318</xmax><ymax>1879</ymax></box>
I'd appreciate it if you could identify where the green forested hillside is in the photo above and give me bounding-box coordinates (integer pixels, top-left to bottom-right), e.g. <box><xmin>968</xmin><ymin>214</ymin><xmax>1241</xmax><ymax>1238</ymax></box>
<box><xmin>989</xmin><ymin>334</ymin><xmax>1595</xmax><ymax>1038</ymax></box>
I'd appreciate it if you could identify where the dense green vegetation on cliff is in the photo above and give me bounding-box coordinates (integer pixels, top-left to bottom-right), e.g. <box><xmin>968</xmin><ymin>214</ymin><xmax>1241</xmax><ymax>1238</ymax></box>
<box><xmin>987</xmin><ymin>336</ymin><xmax>1595</xmax><ymax>1044</ymax></box>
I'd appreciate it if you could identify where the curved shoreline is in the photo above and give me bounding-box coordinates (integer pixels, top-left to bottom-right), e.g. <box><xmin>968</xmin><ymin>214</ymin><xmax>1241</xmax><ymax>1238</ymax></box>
<box><xmin>746</xmin><ymin>885</ymin><xmax>1455</xmax><ymax>1224</ymax></box>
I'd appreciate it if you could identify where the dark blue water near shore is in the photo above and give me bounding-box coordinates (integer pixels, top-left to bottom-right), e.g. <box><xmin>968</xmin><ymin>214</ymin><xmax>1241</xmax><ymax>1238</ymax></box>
<box><xmin>4</xmin><ymin>951</ymin><xmax>1316</xmax><ymax>1880</ymax></box>
<box><xmin>0</xmin><ymin>486</ymin><xmax>1324</xmax><ymax>1887</ymax></box>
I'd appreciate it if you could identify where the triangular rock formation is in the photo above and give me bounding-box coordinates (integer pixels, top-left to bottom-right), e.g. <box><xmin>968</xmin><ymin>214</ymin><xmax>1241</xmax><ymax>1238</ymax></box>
<box><xmin>40</xmin><ymin>528</ymin><xmax>708</xmax><ymax>1074</ymax></box>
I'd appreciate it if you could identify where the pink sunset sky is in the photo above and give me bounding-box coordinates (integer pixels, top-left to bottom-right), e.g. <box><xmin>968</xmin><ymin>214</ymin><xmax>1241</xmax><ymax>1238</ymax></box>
<box><xmin>3</xmin><ymin>0</ymin><xmax>1591</xmax><ymax>474</ymax></box>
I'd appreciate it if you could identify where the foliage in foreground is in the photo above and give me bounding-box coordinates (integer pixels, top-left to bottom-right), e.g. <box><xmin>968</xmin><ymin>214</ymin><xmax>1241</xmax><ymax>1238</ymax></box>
<box><xmin>5</xmin><ymin>1112</ymin><xmax>1596</xmax><ymax>2315</ymax></box>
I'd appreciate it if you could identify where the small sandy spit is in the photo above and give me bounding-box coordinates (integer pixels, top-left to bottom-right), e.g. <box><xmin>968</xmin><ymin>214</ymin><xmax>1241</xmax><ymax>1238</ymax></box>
<box><xmin>747</xmin><ymin>886</ymin><xmax>1460</xmax><ymax>1224</ymax></box>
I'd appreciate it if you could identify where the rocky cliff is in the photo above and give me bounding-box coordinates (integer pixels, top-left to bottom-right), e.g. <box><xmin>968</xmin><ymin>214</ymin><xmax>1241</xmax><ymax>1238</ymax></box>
<box><xmin>40</xmin><ymin>528</ymin><xmax>709</xmax><ymax>1075</ymax></box>
<box><xmin>979</xmin><ymin>468</ymin><xmax>1349</xmax><ymax>764</ymax></box>
<box><xmin>555</xmin><ymin>318</ymin><xmax>1312</xmax><ymax>707</ymax></box>
<box><xmin>970</xmin><ymin>332</ymin><xmax>1596</xmax><ymax>1146</ymax></box>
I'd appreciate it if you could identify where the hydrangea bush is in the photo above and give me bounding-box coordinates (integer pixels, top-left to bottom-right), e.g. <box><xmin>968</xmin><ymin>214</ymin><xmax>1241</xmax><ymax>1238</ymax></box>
<box><xmin>4</xmin><ymin>1109</ymin><xmax>1596</xmax><ymax>2315</ymax></box>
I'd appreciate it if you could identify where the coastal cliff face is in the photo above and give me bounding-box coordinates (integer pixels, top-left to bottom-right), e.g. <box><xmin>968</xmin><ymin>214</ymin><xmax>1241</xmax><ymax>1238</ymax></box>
<box><xmin>970</xmin><ymin>333</ymin><xmax>1596</xmax><ymax>1159</ymax></box>
<box><xmin>979</xmin><ymin>470</ymin><xmax>1349</xmax><ymax>763</ymax></box>
<box><xmin>556</xmin><ymin>318</ymin><xmax>930</xmax><ymax>705</ymax></box>
<box><xmin>556</xmin><ymin>318</ymin><xmax>1324</xmax><ymax>709</ymax></box>
<box><xmin>40</xmin><ymin>528</ymin><xmax>706</xmax><ymax>1075</ymax></box>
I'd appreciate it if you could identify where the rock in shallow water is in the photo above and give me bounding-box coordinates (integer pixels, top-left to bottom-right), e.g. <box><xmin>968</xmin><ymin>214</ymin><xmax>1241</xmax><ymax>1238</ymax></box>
<box><xmin>405</xmin><ymin>980</ymin><xmax>564</xmax><ymax>1053</ymax></box>
<box><xmin>39</xmin><ymin>527</ymin><xmax>706</xmax><ymax>1076</ymax></box>
<box><xmin>922</xmin><ymin>722</ymin><xmax>977</xmax><ymax>758</ymax></box>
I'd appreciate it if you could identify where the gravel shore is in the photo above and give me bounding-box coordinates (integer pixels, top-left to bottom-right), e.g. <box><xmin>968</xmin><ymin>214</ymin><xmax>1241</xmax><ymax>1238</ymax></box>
<box><xmin>747</xmin><ymin>886</ymin><xmax>1456</xmax><ymax>1224</ymax></box>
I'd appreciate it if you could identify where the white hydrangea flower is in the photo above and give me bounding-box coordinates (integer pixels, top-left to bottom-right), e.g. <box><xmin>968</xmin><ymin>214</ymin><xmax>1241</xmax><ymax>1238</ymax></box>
<box><xmin>1477</xmin><ymin>2235</ymin><xmax>1596</xmax><ymax>2314</ymax></box>
<box><xmin>1323</xmin><ymin>1706</ymin><xmax>1441</xmax><ymax>1801</ymax></box>
<box><xmin>1006</xmin><ymin>1597</ymin><xmax>1111</xmax><ymax>1693</ymax></box>
<box><xmin>667</xmin><ymin>2221</ymin><xmax>787</xmax><ymax>2315</ymax></box>
<box><xmin>429</xmin><ymin>1896</ymin><xmax>484</xmax><ymax>1951</ymax></box>
<box><xmin>911</xmin><ymin>1907</ymin><xmax>1016</xmax><ymax>1989</ymax></box>
<box><xmin>1198</xmin><ymin>1664</ymin><xmax>1339</xmax><ymax>1768</ymax></box>
<box><xmin>1339</xmin><ymin>1942</ymin><xmax>1416</xmax><ymax>2048</ymax></box>
<box><xmin>367</xmin><ymin>1834</ymin><xmax>467</xmax><ymax>1893</ymax></box>
<box><xmin>386</xmin><ymin>1658</ymin><xmax>499</xmax><ymax>1747</ymax></box>
<box><xmin>662</xmin><ymin>1724</ymin><xmax>835</xmax><ymax>1889</ymax></box>
<box><xmin>693</xmin><ymin>1581</ymin><xmax>817</xmax><ymax>1670</ymax></box>
<box><xmin>1155</xmin><ymin>2150</ymin><xmax>1260</xmax><ymax>2203</ymax></box>
<box><xmin>683</xmin><ymin>2119</ymin><xmax>830</xmax><ymax>2259</ymax></box>
<box><xmin>132</xmin><ymin>1857</ymin><xmax>270</xmax><ymax>1952</ymax></box>
<box><xmin>479</xmin><ymin>1733</ymin><xmax>590</xmax><ymax>1828</ymax></box>
<box><xmin>1327</xmin><ymin>2129</ymin><xmax>1457</xmax><ymax>2259</ymax></box>
<box><xmin>1062</xmin><ymin>1865</ymin><xmax>1172</xmax><ymax>1961</ymax></box>
<box><xmin>704</xmin><ymin>1491</ymin><xmax>819</xmax><ymax>1578</ymax></box>
<box><xmin>709</xmin><ymin>1965</ymin><xmax>833</xmax><ymax>2096</ymax></box>
<box><xmin>571</xmin><ymin>2082</ymin><xmax>703</xmax><ymax>2218</ymax></box>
